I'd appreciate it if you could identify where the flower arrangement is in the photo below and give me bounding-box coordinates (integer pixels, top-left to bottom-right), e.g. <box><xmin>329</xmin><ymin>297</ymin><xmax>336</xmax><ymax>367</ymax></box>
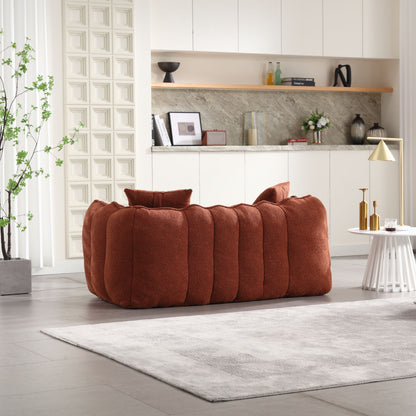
<box><xmin>302</xmin><ymin>110</ymin><xmax>331</xmax><ymax>132</ymax></box>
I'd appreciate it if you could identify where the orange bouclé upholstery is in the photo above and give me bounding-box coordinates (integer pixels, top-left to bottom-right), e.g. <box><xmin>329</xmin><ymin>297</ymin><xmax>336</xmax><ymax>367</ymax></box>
<box><xmin>124</xmin><ymin>188</ymin><xmax>192</xmax><ymax>208</ymax></box>
<box><xmin>83</xmin><ymin>195</ymin><xmax>331</xmax><ymax>308</ymax></box>
<box><xmin>280</xmin><ymin>196</ymin><xmax>332</xmax><ymax>297</ymax></box>
<box><xmin>253</xmin><ymin>181</ymin><xmax>290</xmax><ymax>204</ymax></box>
<box><xmin>183</xmin><ymin>206</ymin><xmax>215</xmax><ymax>305</ymax></box>
<box><xmin>82</xmin><ymin>200</ymin><xmax>107</xmax><ymax>294</ymax></box>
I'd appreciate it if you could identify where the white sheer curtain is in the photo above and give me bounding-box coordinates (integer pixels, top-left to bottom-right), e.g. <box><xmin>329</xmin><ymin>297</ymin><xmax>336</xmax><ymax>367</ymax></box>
<box><xmin>400</xmin><ymin>0</ymin><xmax>416</xmax><ymax>227</ymax></box>
<box><xmin>0</xmin><ymin>0</ymin><xmax>55</xmax><ymax>268</ymax></box>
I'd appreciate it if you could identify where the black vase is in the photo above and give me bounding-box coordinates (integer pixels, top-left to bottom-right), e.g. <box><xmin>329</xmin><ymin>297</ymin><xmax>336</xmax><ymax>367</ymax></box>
<box><xmin>157</xmin><ymin>62</ymin><xmax>180</xmax><ymax>83</ymax></box>
<box><xmin>366</xmin><ymin>122</ymin><xmax>386</xmax><ymax>143</ymax></box>
<box><xmin>351</xmin><ymin>114</ymin><xmax>365</xmax><ymax>144</ymax></box>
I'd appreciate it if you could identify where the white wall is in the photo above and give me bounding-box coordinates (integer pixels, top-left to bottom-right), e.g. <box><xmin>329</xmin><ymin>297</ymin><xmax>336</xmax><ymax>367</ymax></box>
<box><xmin>44</xmin><ymin>4</ymin><xmax>402</xmax><ymax>272</ymax></box>
<box><xmin>35</xmin><ymin>1</ymin><xmax>402</xmax><ymax>272</ymax></box>
<box><xmin>400</xmin><ymin>0</ymin><xmax>416</xmax><ymax>228</ymax></box>
<box><xmin>152</xmin><ymin>51</ymin><xmax>392</xmax><ymax>86</ymax></box>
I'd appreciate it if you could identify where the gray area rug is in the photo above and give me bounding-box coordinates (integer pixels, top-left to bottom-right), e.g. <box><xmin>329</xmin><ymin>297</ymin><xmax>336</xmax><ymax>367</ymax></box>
<box><xmin>42</xmin><ymin>298</ymin><xmax>416</xmax><ymax>402</ymax></box>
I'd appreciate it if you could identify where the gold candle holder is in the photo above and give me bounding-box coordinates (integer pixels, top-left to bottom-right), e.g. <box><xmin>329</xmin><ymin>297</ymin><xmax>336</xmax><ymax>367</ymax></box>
<box><xmin>359</xmin><ymin>188</ymin><xmax>368</xmax><ymax>230</ymax></box>
<box><xmin>370</xmin><ymin>201</ymin><xmax>380</xmax><ymax>231</ymax></box>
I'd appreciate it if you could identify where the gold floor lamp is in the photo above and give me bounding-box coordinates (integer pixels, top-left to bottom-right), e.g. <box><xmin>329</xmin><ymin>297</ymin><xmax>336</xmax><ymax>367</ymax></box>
<box><xmin>368</xmin><ymin>137</ymin><xmax>408</xmax><ymax>229</ymax></box>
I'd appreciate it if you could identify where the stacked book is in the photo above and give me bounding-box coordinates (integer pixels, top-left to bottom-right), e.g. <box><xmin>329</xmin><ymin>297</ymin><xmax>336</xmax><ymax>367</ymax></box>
<box><xmin>282</xmin><ymin>77</ymin><xmax>315</xmax><ymax>86</ymax></box>
<box><xmin>287</xmin><ymin>138</ymin><xmax>308</xmax><ymax>146</ymax></box>
<box><xmin>152</xmin><ymin>114</ymin><xmax>172</xmax><ymax>146</ymax></box>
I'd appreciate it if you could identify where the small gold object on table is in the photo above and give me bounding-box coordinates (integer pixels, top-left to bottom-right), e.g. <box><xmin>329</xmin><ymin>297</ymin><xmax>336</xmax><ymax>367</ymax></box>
<box><xmin>359</xmin><ymin>188</ymin><xmax>368</xmax><ymax>230</ymax></box>
<box><xmin>370</xmin><ymin>201</ymin><xmax>380</xmax><ymax>231</ymax></box>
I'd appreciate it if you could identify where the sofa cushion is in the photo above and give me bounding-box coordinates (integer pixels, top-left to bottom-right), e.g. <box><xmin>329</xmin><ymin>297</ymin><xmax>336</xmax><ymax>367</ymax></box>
<box><xmin>124</xmin><ymin>188</ymin><xmax>192</xmax><ymax>208</ymax></box>
<box><xmin>253</xmin><ymin>182</ymin><xmax>290</xmax><ymax>204</ymax></box>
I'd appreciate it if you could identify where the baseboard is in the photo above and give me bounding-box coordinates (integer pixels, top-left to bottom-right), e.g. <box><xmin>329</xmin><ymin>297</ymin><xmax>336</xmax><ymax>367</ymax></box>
<box><xmin>32</xmin><ymin>259</ymin><xmax>84</xmax><ymax>275</ymax></box>
<box><xmin>31</xmin><ymin>245</ymin><xmax>370</xmax><ymax>275</ymax></box>
<box><xmin>330</xmin><ymin>244</ymin><xmax>370</xmax><ymax>257</ymax></box>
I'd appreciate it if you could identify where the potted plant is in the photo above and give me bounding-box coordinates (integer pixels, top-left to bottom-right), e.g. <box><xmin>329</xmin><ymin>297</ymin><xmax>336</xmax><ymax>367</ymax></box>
<box><xmin>0</xmin><ymin>32</ymin><xmax>80</xmax><ymax>295</ymax></box>
<box><xmin>302</xmin><ymin>110</ymin><xmax>331</xmax><ymax>144</ymax></box>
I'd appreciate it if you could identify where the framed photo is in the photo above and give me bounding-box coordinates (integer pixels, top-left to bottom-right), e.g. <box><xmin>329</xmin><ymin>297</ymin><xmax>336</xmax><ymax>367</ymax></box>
<box><xmin>168</xmin><ymin>112</ymin><xmax>202</xmax><ymax>145</ymax></box>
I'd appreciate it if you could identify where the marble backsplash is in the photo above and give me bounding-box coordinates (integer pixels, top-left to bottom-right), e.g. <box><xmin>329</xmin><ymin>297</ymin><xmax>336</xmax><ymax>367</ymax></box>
<box><xmin>152</xmin><ymin>89</ymin><xmax>381</xmax><ymax>145</ymax></box>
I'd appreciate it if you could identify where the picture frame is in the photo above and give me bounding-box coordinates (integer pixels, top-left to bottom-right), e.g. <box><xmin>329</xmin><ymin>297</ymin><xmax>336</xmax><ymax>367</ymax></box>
<box><xmin>168</xmin><ymin>112</ymin><xmax>202</xmax><ymax>145</ymax></box>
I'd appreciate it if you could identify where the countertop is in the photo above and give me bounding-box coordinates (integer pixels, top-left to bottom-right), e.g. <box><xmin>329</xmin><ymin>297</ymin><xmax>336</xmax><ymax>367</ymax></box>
<box><xmin>152</xmin><ymin>144</ymin><xmax>380</xmax><ymax>152</ymax></box>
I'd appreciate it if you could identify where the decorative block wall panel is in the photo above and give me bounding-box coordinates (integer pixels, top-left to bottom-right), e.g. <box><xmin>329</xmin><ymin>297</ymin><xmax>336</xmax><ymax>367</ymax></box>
<box><xmin>64</xmin><ymin>0</ymin><xmax>135</xmax><ymax>258</ymax></box>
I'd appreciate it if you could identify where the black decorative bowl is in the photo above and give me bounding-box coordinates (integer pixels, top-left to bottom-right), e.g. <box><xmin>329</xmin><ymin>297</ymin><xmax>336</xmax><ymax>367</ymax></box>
<box><xmin>157</xmin><ymin>62</ymin><xmax>180</xmax><ymax>83</ymax></box>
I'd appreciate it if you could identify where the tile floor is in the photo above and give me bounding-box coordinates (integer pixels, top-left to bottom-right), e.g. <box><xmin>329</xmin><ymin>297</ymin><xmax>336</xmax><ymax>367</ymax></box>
<box><xmin>1</xmin><ymin>257</ymin><xmax>416</xmax><ymax>415</ymax></box>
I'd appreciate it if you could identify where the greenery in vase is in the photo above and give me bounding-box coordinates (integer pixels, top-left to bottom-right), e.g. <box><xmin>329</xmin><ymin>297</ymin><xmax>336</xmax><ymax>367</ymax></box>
<box><xmin>302</xmin><ymin>110</ymin><xmax>331</xmax><ymax>132</ymax></box>
<box><xmin>0</xmin><ymin>31</ymin><xmax>81</xmax><ymax>260</ymax></box>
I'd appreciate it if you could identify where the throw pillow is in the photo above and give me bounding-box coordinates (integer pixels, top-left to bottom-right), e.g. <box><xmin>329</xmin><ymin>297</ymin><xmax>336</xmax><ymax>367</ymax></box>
<box><xmin>124</xmin><ymin>188</ymin><xmax>192</xmax><ymax>208</ymax></box>
<box><xmin>253</xmin><ymin>182</ymin><xmax>290</xmax><ymax>204</ymax></box>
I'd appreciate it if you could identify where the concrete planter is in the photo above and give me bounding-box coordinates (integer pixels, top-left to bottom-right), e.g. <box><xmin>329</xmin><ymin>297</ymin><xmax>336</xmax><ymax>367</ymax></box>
<box><xmin>0</xmin><ymin>258</ymin><xmax>32</xmax><ymax>295</ymax></box>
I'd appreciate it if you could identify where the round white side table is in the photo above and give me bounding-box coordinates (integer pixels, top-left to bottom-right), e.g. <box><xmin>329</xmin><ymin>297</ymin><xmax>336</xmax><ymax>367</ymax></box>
<box><xmin>349</xmin><ymin>228</ymin><xmax>416</xmax><ymax>292</ymax></box>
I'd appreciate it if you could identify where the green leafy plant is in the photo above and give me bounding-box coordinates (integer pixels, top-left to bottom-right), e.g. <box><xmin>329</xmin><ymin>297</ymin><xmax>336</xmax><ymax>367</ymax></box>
<box><xmin>0</xmin><ymin>31</ymin><xmax>81</xmax><ymax>260</ymax></box>
<box><xmin>302</xmin><ymin>110</ymin><xmax>331</xmax><ymax>132</ymax></box>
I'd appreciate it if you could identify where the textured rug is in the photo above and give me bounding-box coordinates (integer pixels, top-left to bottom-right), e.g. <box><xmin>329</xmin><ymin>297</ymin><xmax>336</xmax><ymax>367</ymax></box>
<box><xmin>42</xmin><ymin>298</ymin><xmax>416</xmax><ymax>402</ymax></box>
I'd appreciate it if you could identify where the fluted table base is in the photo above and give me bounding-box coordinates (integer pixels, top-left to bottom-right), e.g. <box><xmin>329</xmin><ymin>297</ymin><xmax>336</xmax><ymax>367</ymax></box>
<box><xmin>362</xmin><ymin>235</ymin><xmax>416</xmax><ymax>292</ymax></box>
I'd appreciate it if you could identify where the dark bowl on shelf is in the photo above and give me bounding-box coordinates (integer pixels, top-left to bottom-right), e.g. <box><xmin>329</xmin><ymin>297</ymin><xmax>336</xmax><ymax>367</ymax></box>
<box><xmin>157</xmin><ymin>62</ymin><xmax>180</xmax><ymax>83</ymax></box>
<box><xmin>158</xmin><ymin>62</ymin><xmax>180</xmax><ymax>73</ymax></box>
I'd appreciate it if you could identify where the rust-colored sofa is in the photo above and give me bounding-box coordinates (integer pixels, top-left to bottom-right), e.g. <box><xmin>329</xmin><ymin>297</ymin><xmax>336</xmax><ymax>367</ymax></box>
<box><xmin>82</xmin><ymin>193</ymin><xmax>332</xmax><ymax>308</ymax></box>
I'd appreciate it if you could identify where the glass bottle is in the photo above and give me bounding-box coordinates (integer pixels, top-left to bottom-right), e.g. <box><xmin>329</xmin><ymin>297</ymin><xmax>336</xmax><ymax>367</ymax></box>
<box><xmin>244</xmin><ymin>112</ymin><xmax>265</xmax><ymax>145</ymax></box>
<box><xmin>274</xmin><ymin>62</ymin><xmax>281</xmax><ymax>85</ymax></box>
<box><xmin>267</xmin><ymin>62</ymin><xmax>274</xmax><ymax>85</ymax></box>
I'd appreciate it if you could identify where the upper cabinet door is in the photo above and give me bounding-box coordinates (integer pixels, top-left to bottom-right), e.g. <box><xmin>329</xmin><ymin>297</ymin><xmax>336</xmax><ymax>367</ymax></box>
<box><xmin>193</xmin><ymin>0</ymin><xmax>239</xmax><ymax>53</ymax></box>
<box><xmin>150</xmin><ymin>0</ymin><xmax>193</xmax><ymax>51</ymax></box>
<box><xmin>282</xmin><ymin>0</ymin><xmax>323</xmax><ymax>56</ymax></box>
<box><xmin>323</xmin><ymin>0</ymin><xmax>363</xmax><ymax>58</ymax></box>
<box><xmin>363</xmin><ymin>0</ymin><xmax>399</xmax><ymax>59</ymax></box>
<box><xmin>239</xmin><ymin>0</ymin><xmax>282</xmax><ymax>55</ymax></box>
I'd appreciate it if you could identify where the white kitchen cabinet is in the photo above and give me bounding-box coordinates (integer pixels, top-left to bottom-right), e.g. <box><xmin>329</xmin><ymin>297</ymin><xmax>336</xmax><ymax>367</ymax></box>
<box><xmin>199</xmin><ymin>152</ymin><xmax>245</xmax><ymax>206</ymax></box>
<box><xmin>323</xmin><ymin>0</ymin><xmax>362</xmax><ymax>58</ymax></box>
<box><xmin>288</xmin><ymin>151</ymin><xmax>330</xmax><ymax>213</ymax></box>
<box><xmin>193</xmin><ymin>0</ymin><xmax>238</xmax><ymax>53</ymax></box>
<box><xmin>282</xmin><ymin>0</ymin><xmax>323</xmax><ymax>56</ymax></box>
<box><xmin>152</xmin><ymin>152</ymin><xmax>200</xmax><ymax>203</ymax></box>
<box><xmin>239</xmin><ymin>0</ymin><xmax>282</xmax><ymax>55</ymax></box>
<box><xmin>330</xmin><ymin>150</ymin><xmax>370</xmax><ymax>254</ymax></box>
<box><xmin>152</xmin><ymin>147</ymin><xmax>401</xmax><ymax>256</ymax></box>
<box><xmin>150</xmin><ymin>0</ymin><xmax>193</xmax><ymax>51</ymax></box>
<box><xmin>363</xmin><ymin>0</ymin><xmax>399</xmax><ymax>59</ymax></box>
<box><xmin>244</xmin><ymin>151</ymin><xmax>289</xmax><ymax>203</ymax></box>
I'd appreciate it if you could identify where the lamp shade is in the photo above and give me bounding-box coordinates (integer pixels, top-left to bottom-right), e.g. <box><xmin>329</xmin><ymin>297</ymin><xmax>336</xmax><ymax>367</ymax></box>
<box><xmin>368</xmin><ymin>139</ymin><xmax>395</xmax><ymax>162</ymax></box>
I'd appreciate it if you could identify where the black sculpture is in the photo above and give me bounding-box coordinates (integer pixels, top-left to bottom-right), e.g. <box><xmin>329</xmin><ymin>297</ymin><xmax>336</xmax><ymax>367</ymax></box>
<box><xmin>158</xmin><ymin>62</ymin><xmax>180</xmax><ymax>83</ymax></box>
<box><xmin>333</xmin><ymin>64</ymin><xmax>351</xmax><ymax>87</ymax></box>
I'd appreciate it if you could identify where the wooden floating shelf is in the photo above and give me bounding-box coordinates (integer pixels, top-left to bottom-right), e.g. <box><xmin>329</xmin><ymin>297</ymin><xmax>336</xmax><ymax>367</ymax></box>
<box><xmin>152</xmin><ymin>82</ymin><xmax>393</xmax><ymax>93</ymax></box>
